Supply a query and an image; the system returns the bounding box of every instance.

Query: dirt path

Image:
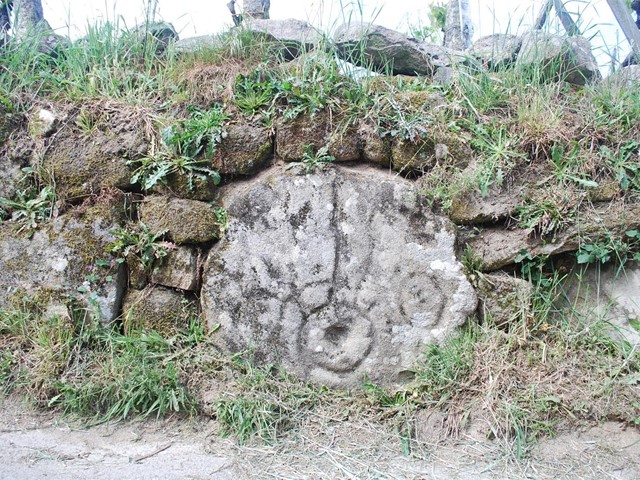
[1,397,640,479]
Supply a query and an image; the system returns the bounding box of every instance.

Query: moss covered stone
[212,123,273,175]
[121,286,197,336]
[276,111,330,161]
[476,273,533,327]
[42,105,148,203]
[0,201,127,323]
[140,195,223,244]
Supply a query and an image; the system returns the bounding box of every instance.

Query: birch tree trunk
[444,0,473,50]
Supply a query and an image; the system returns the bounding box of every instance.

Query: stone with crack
[201,165,477,387]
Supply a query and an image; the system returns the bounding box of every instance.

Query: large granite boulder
[516,31,600,85]
[334,23,434,76]
[201,166,477,387]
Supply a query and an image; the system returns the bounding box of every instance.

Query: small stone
[477,273,533,327]
[121,286,196,336]
[29,108,59,138]
[140,196,225,245]
[153,245,199,291]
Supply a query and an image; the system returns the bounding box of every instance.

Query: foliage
[407,2,447,43]
[107,223,171,276]
[129,140,221,192]
[285,145,335,174]
[0,167,56,236]
[576,229,640,268]
[163,104,228,158]
[0,302,202,421]
[215,356,323,444]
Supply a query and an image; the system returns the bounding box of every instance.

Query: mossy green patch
[121,286,197,336]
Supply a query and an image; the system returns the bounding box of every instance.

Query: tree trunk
[0,1,11,46]
[12,0,51,37]
[444,0,473,50]
[243,0,269,19]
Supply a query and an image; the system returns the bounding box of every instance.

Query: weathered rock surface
[201,165,477,387]
[517,31,600,85]
[132,21,178,54]
[334,23,434,76]
[28,107,60,138]
[173,34,223,53]
[275,112,329,162]
[467,204,640,271]
[0,202,126,323]
[448,188,522,225]
[470,34,522,69]
[140,196,224,244]
[563,263,640,347]
[212,123,273,175]
[418,43,466,69]
[43,108,147,202]
[153,245,199,291]
[276,111,362,163]
[477,273,533,327]
[152,173,218,202]
[244,19,322,59]
[0,108,28,201]
[121,286,196,335]
[606,65,640,88]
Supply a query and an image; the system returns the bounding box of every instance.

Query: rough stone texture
[173,34,223,53]
[212,123,273,175]
[28,107,60,138]
[470,34,522,69]
[132,21,178,54]
[275,112,329,162]
[153,245,199,291]
[516,31,600,85]
[121,286,196,335]
[201,165,477,387]
[448,188,522,225]
[0,202,127,323]
[418,43,466,69]
[334,23,434,76]
[244,19,322,60]
[153,173,218,202]
[477,273,533,327]
[467,204,640,271]
[358,123,390,166]
[140,196,224,245]
[390,131,471,174]
[563,263,640,347]
[606,65,640,88]
[0,109,28,201]
[326,125,362,162]
[43,108,147,202]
